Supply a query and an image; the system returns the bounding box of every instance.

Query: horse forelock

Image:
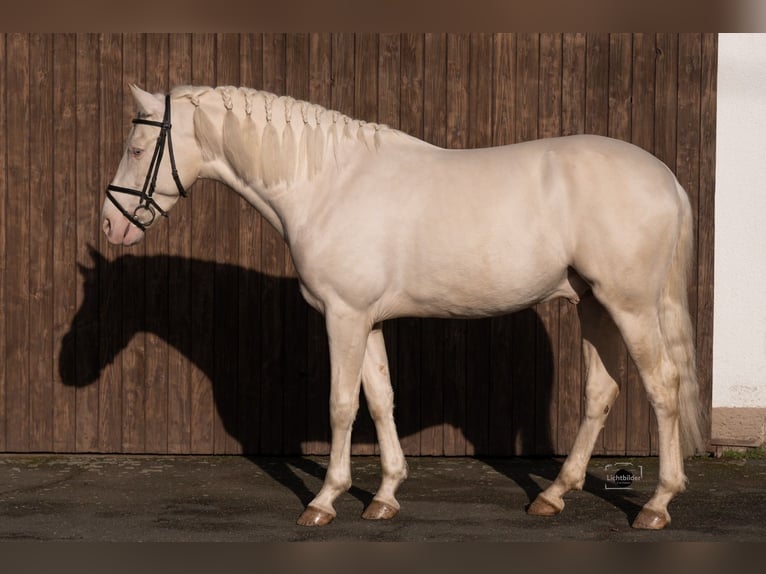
[171,85,389,187]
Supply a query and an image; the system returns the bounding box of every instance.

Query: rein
[106,94,187,231]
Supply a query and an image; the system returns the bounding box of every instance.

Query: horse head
[101,85,201,246]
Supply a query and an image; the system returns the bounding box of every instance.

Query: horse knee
[330,398,359,429]
[366,387,394,422]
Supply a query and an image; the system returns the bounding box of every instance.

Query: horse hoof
[527,494,562,517]
[362,500,399,520]
[297,506,335,527]
[632,508,669,530]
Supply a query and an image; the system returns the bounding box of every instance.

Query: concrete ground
[0,454,764,542]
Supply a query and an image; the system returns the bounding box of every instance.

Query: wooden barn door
[0,33,715,456]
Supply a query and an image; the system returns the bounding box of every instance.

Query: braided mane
[171,85,390,187]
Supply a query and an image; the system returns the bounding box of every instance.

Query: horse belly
[391,242,571,319]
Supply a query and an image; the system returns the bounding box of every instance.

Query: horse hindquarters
[530,177,704,529]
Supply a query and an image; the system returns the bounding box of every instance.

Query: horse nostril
[102,218,112,237]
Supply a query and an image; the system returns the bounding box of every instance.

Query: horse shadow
[58,247,642,524]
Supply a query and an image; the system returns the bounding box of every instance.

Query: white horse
[102,85,706,530]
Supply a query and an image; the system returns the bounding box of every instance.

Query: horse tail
[659,178,708,456]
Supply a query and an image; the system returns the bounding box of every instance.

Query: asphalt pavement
[0,454,763,542]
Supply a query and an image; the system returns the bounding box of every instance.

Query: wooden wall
[0,33,716,455]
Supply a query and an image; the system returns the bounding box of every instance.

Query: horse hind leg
[359,326,408,520]
[528,294,621,516]
[606,304,686,530]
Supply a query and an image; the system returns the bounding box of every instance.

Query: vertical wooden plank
[397,33,426,456]
[52,33,78,453]
[189,32,217,454]
[492,33,515,146]
[354,33,378,122]
[584,32,609,455]
[558,32,586,455]
[627,32,656,455]
[379,34,402,129]
[75,33,100,452]
[654,34,679,172]
[676,34,702,335]
[677,32,703,452]
[350,32,378,455]
[511,33,538,455]
[514,34,539,143]
[28,34,54,451]
[536,33,562,455]
[651,33,678,454]
[97,32,124,453]
[0,33,7,452]
[444,33,469,456]
[303,32,331,454]
[260,33,286,454]
[697,33,717,441]
[585,33,609,138]
[538,34,562,138]
[561,33,586,137]
[167,32,194,454]
[5,33,31,452]
[331,33,355,118]
[421,33,447,455]
[144,33,171,454]
[465,33,492,456]
[283,33,310,455]
[488,33,515,456]
[602,33,632,456]
[396,33,423,455]
[631,33,656,153]
[120,33,146,453]
[213,32,241,454]
[237,33,264,454]
[6,33,32,449]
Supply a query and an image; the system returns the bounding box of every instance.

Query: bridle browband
[106,94,187,231]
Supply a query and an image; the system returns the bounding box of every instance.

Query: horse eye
[130,147,143,158]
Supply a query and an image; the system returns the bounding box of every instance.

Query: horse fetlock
[326,475,352,494]
[386,460,408,483]
[659,475,688,495]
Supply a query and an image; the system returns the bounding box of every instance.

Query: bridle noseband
[106,94,187,231]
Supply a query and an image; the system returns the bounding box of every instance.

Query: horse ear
[129,84,164,118]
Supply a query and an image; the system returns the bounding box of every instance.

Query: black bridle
[106,94,187,231]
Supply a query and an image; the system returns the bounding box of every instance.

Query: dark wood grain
[51,33,78,453]
[0,33,716,456]
[97,32,125,453]
[5,33,31,452]
[29,33,55,452]
[167,33,194,454]
[189,33,217,454]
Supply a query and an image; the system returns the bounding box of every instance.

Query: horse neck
[183,86,383,239]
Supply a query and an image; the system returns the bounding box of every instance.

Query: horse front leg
[297,308,371,526]
[360,325,408,520]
